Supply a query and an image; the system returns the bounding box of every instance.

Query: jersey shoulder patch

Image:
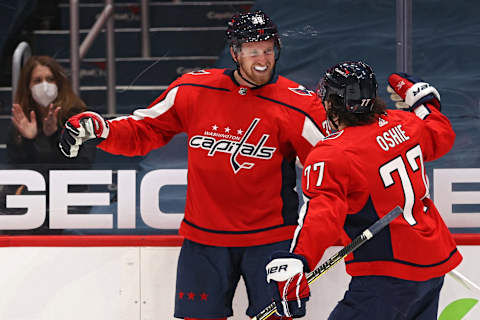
[186,69,211,76]
[288,85,314,96]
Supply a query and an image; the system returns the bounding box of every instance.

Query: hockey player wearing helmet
[226,10,281,88]
[59,10,329,320]
[265,61,462,319]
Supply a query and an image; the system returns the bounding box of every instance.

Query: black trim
[182,218,291,234]
[345,248,459,268]
[280,158,300,226]
[255,95,323,132]
[344,198,395,261]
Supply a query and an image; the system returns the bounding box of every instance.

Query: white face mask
[31,81,58,107]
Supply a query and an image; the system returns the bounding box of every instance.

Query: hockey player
[59,10,328,320]
[265,61,462,319]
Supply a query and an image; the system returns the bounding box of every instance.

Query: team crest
[188,70,210,75]
[188,118,277,174]
[288,86,314,96]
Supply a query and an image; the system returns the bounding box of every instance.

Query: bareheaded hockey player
[59,10,328,320]
[266,61,462,319]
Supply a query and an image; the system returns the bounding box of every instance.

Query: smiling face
[231,39,276,87]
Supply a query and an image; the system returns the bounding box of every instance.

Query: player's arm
[60,83,185,158]
[100,86,184,156]
[387,73,455,161]
[265,145,349,317]
[291,145,350,269]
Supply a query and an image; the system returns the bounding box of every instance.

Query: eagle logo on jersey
[188,118,276,174]
[188,70,210,75]
[288,86,314,96]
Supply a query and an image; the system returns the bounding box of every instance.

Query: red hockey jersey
[292,105,462,281]
[99,69,328,247]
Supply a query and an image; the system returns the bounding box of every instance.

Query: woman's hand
[43,104,61,136]
[11,103,38,139]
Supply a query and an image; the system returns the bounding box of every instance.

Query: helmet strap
[237,68,263,88]
[324,101,340,131]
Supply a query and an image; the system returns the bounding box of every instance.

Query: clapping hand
[11,103,37,139]
[43,104,61,136]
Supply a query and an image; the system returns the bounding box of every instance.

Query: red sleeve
[415,104,455,162]
[290,98,328,165]
[98,80,186,156]
[291,144,350,271]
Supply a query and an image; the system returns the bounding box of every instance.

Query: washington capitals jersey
[98,68,328,246]
[292,105,462,281]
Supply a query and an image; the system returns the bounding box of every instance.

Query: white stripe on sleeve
[302,117,324,146]
[110,86,179,122]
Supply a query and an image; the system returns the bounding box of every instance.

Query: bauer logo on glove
[266,258,304,282]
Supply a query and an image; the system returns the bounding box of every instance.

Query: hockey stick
[448,269,480,295]
[252,205,403,320]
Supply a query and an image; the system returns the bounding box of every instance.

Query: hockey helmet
[226,10,280,48]
[318,61,378,113]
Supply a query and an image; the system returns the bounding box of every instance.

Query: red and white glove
[59,111,109,158]
[266,251,310,318]
[387,73,441,118]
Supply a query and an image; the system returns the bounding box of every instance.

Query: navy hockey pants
[174,238,291,319]
[328,275,445,320]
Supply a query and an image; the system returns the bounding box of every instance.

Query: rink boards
[0,237,478,320]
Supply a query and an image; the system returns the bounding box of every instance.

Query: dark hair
[327,94,387,127]
[14,55,86,127]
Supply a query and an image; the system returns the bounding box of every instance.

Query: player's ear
[230,46,238,63]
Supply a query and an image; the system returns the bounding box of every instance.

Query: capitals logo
[188,118,276,174]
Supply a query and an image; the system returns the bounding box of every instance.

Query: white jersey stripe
[290,194,310,252]
[110,87,179,122]
[302,117,324,146]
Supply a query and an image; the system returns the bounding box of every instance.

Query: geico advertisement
[0,168,479,230]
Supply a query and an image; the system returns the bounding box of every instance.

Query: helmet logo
[334,67,349,77]
[252,14,265,25]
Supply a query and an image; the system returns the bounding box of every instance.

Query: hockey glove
[266,251,310,318]
[387,73,441,111]
[59,111,109,158]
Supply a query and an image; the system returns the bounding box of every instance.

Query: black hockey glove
[59,111,109,157]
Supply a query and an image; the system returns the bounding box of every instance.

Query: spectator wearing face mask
[4,55,96,234]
